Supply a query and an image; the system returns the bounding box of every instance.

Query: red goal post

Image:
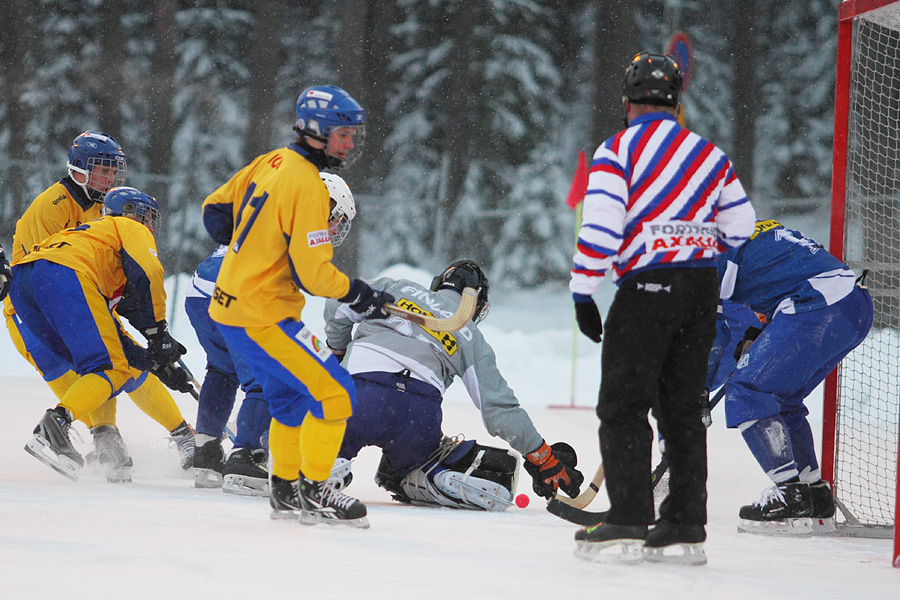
[825,0,900,568]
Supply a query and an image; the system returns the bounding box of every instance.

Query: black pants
[597,267,718,526]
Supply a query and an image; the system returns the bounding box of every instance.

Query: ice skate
[193,437,224,489]
[573,523,646,565]
[167,421,195,470]
[24,407,84,481]
[809,480,836,534]
[643,521,707,566]
[222,447,269,497]
[297,472,369,528]
[738,480,813,536]
[90,425,133,483]
[270,475,302,520]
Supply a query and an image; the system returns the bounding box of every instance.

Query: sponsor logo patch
[637,282,671,293]
[295,326,332,362]
[306,89,334,101]
[307,230,331,247]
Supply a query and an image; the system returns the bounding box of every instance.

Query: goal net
[826,0,900,563]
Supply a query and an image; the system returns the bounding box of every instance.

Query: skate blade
[24,435,82,481]
[270,508,301,521]
[194,468,224,489]
[812,517,836,535]
[643,543,707,566]
[574,539,644,564]
[106,467,133,483]
[299,510,370,529]
[222,474,270,497]
[737,517,813,537]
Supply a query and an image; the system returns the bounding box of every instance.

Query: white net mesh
[834,2,900,534]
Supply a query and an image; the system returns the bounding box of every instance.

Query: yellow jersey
[202,145,351,327]
[13,216,168,332]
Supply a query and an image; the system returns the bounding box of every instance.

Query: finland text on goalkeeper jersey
[570,112,756,295]
[201,144,350,327]
[12,215,167,331]
[718,220,858,320]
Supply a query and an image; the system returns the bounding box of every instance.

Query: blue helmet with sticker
[294,85,365,170]
[67,131,127,203]
[102,187,160,234]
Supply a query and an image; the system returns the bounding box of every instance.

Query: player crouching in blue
[323,261,584,511]
[186,172,358,495]
[708,219,873,535]
[11,187,188,481]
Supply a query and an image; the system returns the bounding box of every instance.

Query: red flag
[565,150,589,210]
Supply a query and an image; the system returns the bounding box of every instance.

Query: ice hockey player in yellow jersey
[12,187,190,482]
[3,132,194,482]
[202,85,392,527]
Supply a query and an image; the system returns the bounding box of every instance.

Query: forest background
[0,0,838,285]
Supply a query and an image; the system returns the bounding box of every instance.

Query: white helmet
[321,172,356,247]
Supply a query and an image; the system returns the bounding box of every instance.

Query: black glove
[142,321,187,365]
[573,295,602,343]
[151,362,194,394]
[340,279,395,320]
[328,345,347,364]
[120,335,155,372]
[0,246,11,302]
[733,326,763,361]
[523,440,585,499]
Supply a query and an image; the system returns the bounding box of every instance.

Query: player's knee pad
[399,438,520,511]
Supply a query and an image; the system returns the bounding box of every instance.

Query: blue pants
[10,261,132,395]
[724,286,873,430]
[185,297,269,448]
[338,371,443,477]
[217,319,355,427]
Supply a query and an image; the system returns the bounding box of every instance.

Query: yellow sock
[126,374,186,432]
[59,374,114,422]
[269,418,302,481]
[299,416,346,481]
[86,398,117,428]
[46,371,80,401]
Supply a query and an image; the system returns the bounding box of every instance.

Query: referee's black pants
[597,266,718,526]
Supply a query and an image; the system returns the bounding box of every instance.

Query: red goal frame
[824,0,900,568]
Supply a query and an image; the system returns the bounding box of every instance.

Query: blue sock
[788,419,819,482]
[739,415,799,483]
[233,389,270,450]
[196,368,239,438]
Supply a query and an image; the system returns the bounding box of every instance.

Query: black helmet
[622,52,683,108]
[430,260,490,324]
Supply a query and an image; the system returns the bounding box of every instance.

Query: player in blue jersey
[570,52,756,565]
[707,219,873,535]
[187,172,358,496]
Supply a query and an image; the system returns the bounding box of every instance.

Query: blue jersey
[187,245,227,301]
[718,220,857,320]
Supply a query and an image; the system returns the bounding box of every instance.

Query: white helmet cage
[321,172,356,247]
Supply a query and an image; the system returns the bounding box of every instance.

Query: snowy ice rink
[1,266,896,599]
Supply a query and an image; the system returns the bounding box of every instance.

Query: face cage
[84,156,127,203]
[329,213,352,247]
[324,125,365,170]
[121,201,160,234]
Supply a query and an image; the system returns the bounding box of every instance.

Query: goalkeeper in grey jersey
[323,260,584,510]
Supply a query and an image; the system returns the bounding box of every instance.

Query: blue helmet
[294,85,365,170]
[102,187,160,233]
[67,131,127,203]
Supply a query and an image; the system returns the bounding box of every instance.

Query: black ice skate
[643,521,707,565]
[24,407,84,481]
[89,425,134,483]
[167,421,195,470]
[270,475,302,520]
[298,472,369,528]
[222,447,269,497]
[573,522,647,564]
[738,480,813,536]
[193,438,224,489]
[809,480,836,534]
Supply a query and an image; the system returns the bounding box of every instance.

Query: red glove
[523,441,584,499]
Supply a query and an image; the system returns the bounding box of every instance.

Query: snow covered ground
[1,264,897,599]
